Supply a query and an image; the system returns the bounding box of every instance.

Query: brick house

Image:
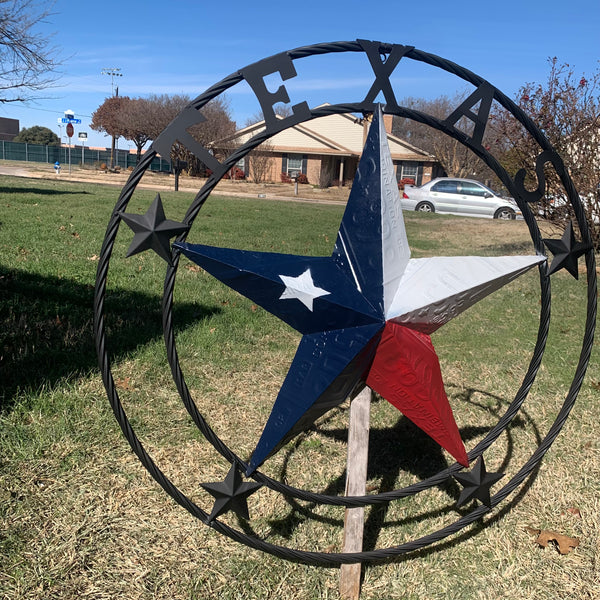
[228,108,440,186]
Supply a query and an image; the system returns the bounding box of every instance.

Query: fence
[0,140,172,172]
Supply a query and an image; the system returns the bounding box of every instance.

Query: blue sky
[3,0,598,149]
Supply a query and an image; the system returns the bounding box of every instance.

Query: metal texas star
[119,193,188,264]
[201,462,262,522]
[175,107,546,475]
[454,456,504,508]
[543,220,590,279]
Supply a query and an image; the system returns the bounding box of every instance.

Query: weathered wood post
[339,386,372,600]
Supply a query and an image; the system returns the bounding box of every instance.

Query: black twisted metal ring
[94,40,597,564]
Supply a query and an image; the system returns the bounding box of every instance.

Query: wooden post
[339,386,372,600]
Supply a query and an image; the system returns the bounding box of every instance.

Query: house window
[236,157,245,171]
[400,162,418,183]
[287,154,303,178]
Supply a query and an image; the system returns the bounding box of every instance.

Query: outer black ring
[94,41,597,564]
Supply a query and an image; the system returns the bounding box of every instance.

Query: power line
[5,105,93,119]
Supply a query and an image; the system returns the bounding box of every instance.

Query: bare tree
[91,94,238,172]
[491,58,600,249]
[192,96,237,148]
[244,104,292,127]
[0,0,61,103]
[90,96,127,145]
[119,97,153,162]
[90,95,132,167]
[248,139,273,183]
[143,93,189,139]
[240,106,297,183]
[91,96,153,162]
[143,94,237,175]
[393,93,495,182]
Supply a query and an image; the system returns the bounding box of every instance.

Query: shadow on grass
[488,240,535,254]
[260,387,542,560]
[0,185,91,196]
[0,265,219,411]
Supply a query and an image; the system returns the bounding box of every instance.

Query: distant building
[224,107,441,186]
[0,117,19,141]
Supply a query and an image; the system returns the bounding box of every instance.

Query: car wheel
[494,207,515,220]
[416,201,434,213]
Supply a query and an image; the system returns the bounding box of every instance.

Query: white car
[402,178,521,219]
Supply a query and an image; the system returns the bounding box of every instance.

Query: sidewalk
[0,161,349,206]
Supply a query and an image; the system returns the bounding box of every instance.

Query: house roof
[229,108,435,162]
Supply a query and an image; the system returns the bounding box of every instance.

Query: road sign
[78,132,87,139]
[60,117,81,124]
[66,123,74,137]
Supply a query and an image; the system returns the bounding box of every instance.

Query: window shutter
[302,154,307,174]
[393,161,400,182]
[281,154,287,174]
[417,163,423,186]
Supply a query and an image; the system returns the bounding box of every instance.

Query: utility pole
[101,67,122,168]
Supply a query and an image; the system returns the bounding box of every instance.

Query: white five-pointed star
[279,268,331,311]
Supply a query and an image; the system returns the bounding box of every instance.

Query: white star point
[279,269,330,311]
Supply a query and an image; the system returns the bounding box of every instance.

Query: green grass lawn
[1,174,598,599]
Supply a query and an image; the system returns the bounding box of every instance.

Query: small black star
[201,463,262,522]
[118,193,188,263]
[543,221,590,279]
[454,457,504,508]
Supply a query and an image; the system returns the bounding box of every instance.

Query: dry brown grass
[2,366,598,600]
[1,160,351,204]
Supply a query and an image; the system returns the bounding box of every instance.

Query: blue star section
[174,245,381,335]
[248,323,383,472]
[331,128,384,313]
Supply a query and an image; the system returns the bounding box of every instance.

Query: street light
[101,67,122,97]
[101,67,123,168]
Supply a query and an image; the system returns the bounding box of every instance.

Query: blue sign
[60,117,81,124]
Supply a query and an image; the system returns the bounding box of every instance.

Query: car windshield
[487,186,504,196]
[481,183,508,197]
